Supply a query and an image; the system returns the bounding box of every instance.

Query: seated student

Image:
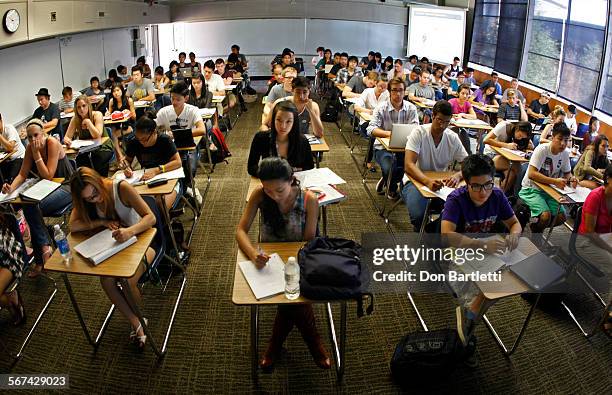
[387,59,407,81]
[382,56,394,72]
[188,72,218,130]
[107,83,136,160]
[329,52,348,80]
[2,119,73,277]
[264,77,324,138]
[248,101,313,177]
[104,69,123,90]
[359,51,374,70]
[403,100,468,230]
[574,135,609,189]
[407,69,436,104]
[215,58,246,112]
[565,104,578,134]
[23,88,62,141]
[470,80,498,107]
[335,55,362,89]
[419,57,430,69]
[117,65,131,84]
[315,49,333,72]
[518,122,574,232]
[58,86,75,114]
[444,56,463,78]
[406,54,419,72]
[267,63,283,95]
[123,114,182,208]
[464,67,476,86]
[136,56,152,79]
[342,70,377,99]
[526,91,551,124]
[189,52,201,74]
[229,44,249,71]
[68,167,156,349]
[491,72,502,95]
[483,121,534,193]
[311,46,324,67]
[177,52,189,69]
[85,76,106,111]
[354,73,389,126]
[501,78,526,105]
[0,211,27,326]
[0,112,26,182]
[64,95,114,176]
[441,153,522,345]
[262,67,297,129]
[126,66,156,103]
[368,52,383,72]
[203,60,226,98]
[431,66,449,97]
[237,157,331,370]
[583,116,603,150]
[367,77,419,200]
[496,89,527,123]
[539,106,566,144]
[449,71,466,94]
[448,84,477,120]
[165,61,180,85]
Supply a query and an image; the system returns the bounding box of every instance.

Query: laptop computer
[179,67,192,79]
[172,128,196,149]
[509,252,566,291]
[389,124,418,149]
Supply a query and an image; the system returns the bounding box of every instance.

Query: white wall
[158,19,406,76]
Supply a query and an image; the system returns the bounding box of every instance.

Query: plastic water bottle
[284,256,300,300]
[53,225,71,263]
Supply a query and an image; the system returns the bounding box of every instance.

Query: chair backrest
[576,123,589,138]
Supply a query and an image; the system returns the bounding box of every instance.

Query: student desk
[64,136,110,156]
[60,112,75,120]
[409,99,435,109]
[45,228,183,357]
[212,96,224,104]
[310,137,330,168]
[134,100,154,109]
[532,180,582,240]
[451,118,492,152]
[224,84,237,91]
[490,146,529,191]
[472,103,499,115]
[232,242,347,381]
[103,115,131,125]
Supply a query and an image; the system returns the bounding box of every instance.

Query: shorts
[518,187,565,217]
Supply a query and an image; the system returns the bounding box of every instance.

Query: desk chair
[43,159,76,233]
[0,211,57,365]
[562,206,610,338]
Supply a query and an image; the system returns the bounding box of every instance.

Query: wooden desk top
[410,99,435,109]
[376,137,405,153]
[490,146,529,163]
[6,178,65,205]
[473,103,499,113]
[176,135,203,152]
[451,119,492,130]
[246,176,260,202]
[232,242,310,305]
[134,101,154,109]
[134,178,179,196]
[212,96,224,103]
[46,228,156,278]
[356,109,372,122]
[533,180,565,202]
[0,149,16,165]
[405,171,456,199]
[64,137,110,156]
[310,137,330,153]
[104,115,131,125]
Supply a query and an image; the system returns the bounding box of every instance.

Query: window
[521,0,569,91]
[493,0,528,77]
[469,0,499,68]
[557,0,607,109]
[596,5,612,115]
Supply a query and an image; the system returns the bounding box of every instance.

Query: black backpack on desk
[298,237,373,317]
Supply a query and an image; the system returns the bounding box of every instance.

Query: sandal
[129,317,148,343]
[130,318,148,349]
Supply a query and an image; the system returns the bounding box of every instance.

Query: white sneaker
[186,187,194,197]
[456,306,474,347]
[194,188,203,205]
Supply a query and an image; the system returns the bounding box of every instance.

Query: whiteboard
[102,28,135,71]
[0,39,63,124]
[407,6,466,64]
[60,31,106,92]
[305,19,405,59]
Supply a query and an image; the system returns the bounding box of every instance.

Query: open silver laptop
[389,124,418,149]
[179,67,192,78]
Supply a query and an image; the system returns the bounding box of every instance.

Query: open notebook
[74,229,137,265]
[238,253,286,300]
[294,168,346,188]
[307,184,347,206]
[113,167,185,185]
[0,178,60,203]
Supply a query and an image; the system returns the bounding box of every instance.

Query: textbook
[307,184,347,206]
[74,228,137,265]
[295,168,346,188]
[238,253,286,300]
[0,178,60,203]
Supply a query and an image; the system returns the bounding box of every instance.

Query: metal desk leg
[159,197,181,258]
[482,293,540,356]
[407,291,428,331]
[326,302,347,381]
[379,153,396,217]
[503,160,513,192]
[183,150,201,214]
[417,199,432,245]
[251,306,259,381]
[62,273,115,349]
[315,152,321,168]
[544,204,562,243]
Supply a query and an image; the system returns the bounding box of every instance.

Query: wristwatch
[158,165,163,173]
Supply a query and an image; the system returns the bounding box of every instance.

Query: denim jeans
[22,187,72,264]
[373,149,404,193]
[402,181,429,230]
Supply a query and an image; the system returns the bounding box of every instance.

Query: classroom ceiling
[137,0,410,6]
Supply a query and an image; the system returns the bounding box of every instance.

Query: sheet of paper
[238,253,286,300]
[113,169,145,185]
[147,167,185,183]
[224,84,237,90]
[74,228,137,265]
[21,179,61,201]
[294,168,346,188]
[565,186,591,203]
[0,152,8,160]
[420,185,455,201]
[453,119,488,126]
[70,140,96,149]
[304,134,321,145]
[213,95,225,101]
[134,100,152,106]
[500,147,526,157]
[423,99,436,107]
[198,108,216,117]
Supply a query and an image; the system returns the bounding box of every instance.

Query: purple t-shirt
[472,88,493,105]
[441,186,514,233]
[448,98,473,115]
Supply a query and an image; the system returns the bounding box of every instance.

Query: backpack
[511,197,531,230]
[206,127,231,165]
[390,329,477,385]
[298,237,374,317]
[320,103,338,122]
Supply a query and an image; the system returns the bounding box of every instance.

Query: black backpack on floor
[390,329,477,383]
[298,237,373,317]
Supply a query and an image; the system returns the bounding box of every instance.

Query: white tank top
[112,179,141,227]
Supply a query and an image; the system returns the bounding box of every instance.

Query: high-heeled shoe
[129,317,148,343]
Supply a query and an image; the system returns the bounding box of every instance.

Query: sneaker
[194,188,203,205]
[456,306,474,347]
[375,177,385,195]
[186,187,194,197]
[387,190,400,200]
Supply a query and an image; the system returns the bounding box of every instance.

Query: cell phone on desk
[146,178,168,188]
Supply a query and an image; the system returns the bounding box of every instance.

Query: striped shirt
[366,99,419,149]
[497,103,521,121]
[336,68,363,85]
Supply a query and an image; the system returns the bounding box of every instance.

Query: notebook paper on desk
[304,134,321,145]
[112,167,184,185]
[113,170,145,185]
[500,147,526,157]
[0,179,37,203]
[70,140,95,149]
[295,168,346,188]
[307,184,347,206]
[19,179,61,202]
[198,108,216,117]
[238,253,285,300]
[74,229,137,265]
[420,185,455,201]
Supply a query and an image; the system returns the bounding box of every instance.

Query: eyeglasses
[83,187,99,202]
[469,181,494,192]
[390,88,404,93]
